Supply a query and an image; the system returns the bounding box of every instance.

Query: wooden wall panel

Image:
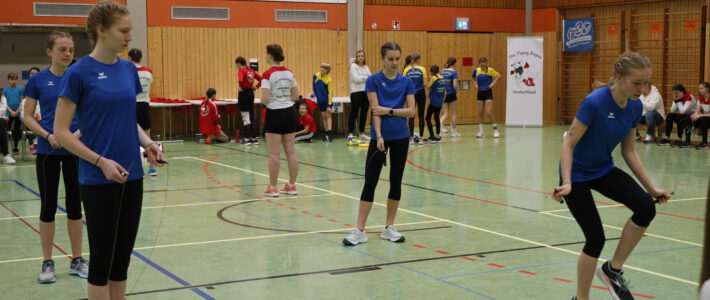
[536,31,560,125]
[536,0,668,9]
[364,0,524,8]
[560,0,705,123]
[151,27,349,100]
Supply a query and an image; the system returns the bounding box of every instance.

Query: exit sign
[455,18,470,30]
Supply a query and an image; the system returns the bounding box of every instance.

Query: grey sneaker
[37,260,56,284]
[342,228,368,246]
[596,261,634,300]
[381,226,405,242]
[69,257,89,279]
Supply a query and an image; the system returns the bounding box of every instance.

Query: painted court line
[539,211,703,247]
[190,156,700,286]
[540,197,707,214]
[0,220,446,265]
[0,194,336,221]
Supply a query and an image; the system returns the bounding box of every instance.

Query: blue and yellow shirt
[472,67,499,90]
[312,72,333,105]
[440,68,458,94]
[403,65,427,92]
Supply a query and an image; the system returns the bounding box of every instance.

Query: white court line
[0,220,444,265]
[0,194,335,221]
[191,156,700,286]
[540,197,707,213]
[539,211,703,247]
[0,165,34,169]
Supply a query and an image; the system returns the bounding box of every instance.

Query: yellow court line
[0,220,444,265]
[540,197,707,213]
[191,156,700,286]
[0,194,335,221]
[539,211,703,247]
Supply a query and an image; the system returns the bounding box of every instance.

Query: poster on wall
[506,37,543,127]
[563,18,594,52]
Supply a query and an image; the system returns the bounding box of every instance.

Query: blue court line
[8,180,215,300]
[149,177,497,300]
[440,246,700,280]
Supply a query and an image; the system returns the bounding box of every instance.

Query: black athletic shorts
[444,92,457,103]
[264,107,298,134]
[477,89,493,101]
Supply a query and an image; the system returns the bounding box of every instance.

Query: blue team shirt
[472,67,500,90]
[59,56,144,185]
[440,68,458,94]
[3,86,23,117]
[570,86,643,182]
[24,68,79,155]
[404,65,427,92]
[428,75,446,107]
[365,72,415,141]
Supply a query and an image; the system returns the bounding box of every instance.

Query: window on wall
[275,9,328,23]
[34,3,93,17]
[171,7,230,21]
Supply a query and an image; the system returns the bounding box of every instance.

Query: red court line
[462,257,476,261]
[407,145,549,195]
[301,211,310,214]
[553,277,573,283]
[591,285,609,291]
[413,244,427,249]
[455,194,511,207]
[327,219,338,223]
[488,263,506,268]
[0,201,71,258]
[518,270,537,275]
[435,250,451,255]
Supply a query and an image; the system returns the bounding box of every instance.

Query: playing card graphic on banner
[564,18,594,52]
[506,37,543,126]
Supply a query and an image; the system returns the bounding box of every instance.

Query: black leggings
[695,117,710,143]
[408,89,426,137]
[81,179,143,286]
[8,116,21,151]
[665,113,692,141]
[360,138,409,202]
[562,168,656,258]
[348,91,369,134]
[0,118,8,155]
[425,105,442,137]
[37,154,81,222]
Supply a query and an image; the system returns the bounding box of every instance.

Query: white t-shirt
[349,63,371,93]
[261,66,297,110]
[136,65,153,103]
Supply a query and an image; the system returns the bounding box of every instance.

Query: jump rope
[41,137,169,293]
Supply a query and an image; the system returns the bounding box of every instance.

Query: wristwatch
[389,109,394,116]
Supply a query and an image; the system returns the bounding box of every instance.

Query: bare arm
[552,118,587,201]
[22,97,60,148]
[368,91,384,151]
[261,88,270,105]
[620,128,671,203]
[371,94,415,118]
[490,74,501,88]
[291,86,300,102]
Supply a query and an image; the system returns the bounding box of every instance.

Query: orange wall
[364,6,526,32]
[0,0,125,26]
[533,8,558,32]
[147,0,347,30]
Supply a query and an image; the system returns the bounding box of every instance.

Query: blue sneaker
[147,168,157,177]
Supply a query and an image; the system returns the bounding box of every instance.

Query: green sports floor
[0,125,707,299]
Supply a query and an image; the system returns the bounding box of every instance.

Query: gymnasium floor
[0,125,706,300]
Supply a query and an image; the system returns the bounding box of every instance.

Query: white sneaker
[476,131,484,138]
[69,257,89,279]
[381,226,405,242]
[643,135,653,143]
[37,260,56,284]
[343,228,368,246]
[493,130,500,138]
[441,126,448,133]
[451,130,461,138]
[359,134,370,141]
[4,154,15,165]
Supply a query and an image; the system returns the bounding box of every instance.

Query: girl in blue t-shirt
[552,51,672,300]
[53,2,164,298]
[439,57,459,136]
[343,42,415,246]
[3,72,24,154]
[23,31,88,283]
